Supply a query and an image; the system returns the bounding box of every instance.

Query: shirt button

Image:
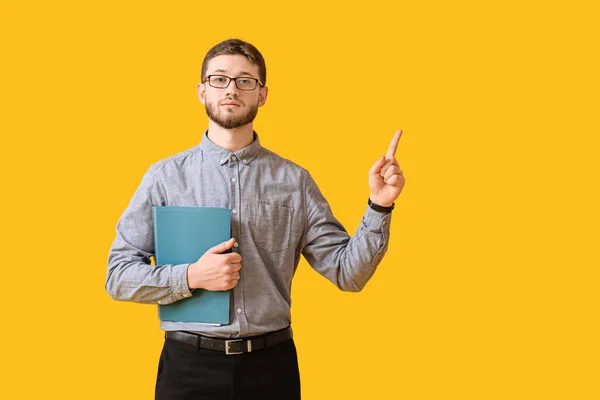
[231,177,237,183]
[157,301,162,305]
[184,292,191,297]
[236,308,242,314]
[231,155,237,160]
[233,242,239,248]
[243,159,247,163]
[232,209,238,214]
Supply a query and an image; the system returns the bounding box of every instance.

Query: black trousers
[155,335,301,400]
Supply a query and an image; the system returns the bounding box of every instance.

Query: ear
[198,83,206,105]
[258,86,268,107]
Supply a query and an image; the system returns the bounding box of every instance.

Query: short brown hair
[201,39,267,85]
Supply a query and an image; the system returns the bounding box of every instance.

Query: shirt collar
[199,130,262,166]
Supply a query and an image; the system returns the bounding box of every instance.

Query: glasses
[204,75,263,91]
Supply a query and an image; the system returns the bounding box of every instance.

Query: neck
[206,121,255,152]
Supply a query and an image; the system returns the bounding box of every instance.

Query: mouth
[220,101,241,107]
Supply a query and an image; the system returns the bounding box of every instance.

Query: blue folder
[152,206,231,325]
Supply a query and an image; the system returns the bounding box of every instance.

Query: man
[106,38,405,400]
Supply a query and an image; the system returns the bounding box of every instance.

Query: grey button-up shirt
[106,132,392,338]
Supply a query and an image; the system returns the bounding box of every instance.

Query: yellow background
[2,0,599,399]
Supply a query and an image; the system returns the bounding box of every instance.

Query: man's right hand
[186,238,241,291]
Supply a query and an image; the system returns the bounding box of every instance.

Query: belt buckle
[225,339,245,355]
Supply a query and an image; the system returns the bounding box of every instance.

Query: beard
[205,98,259,130]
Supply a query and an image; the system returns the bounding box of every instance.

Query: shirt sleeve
[300,170,392,292]
[105,167,194,304]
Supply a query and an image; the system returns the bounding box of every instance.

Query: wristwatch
[368,198,395,213]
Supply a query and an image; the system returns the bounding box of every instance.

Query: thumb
[209,238,236,254]
[369,155,386,176]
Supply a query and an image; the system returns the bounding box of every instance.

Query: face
[198,54,268,130]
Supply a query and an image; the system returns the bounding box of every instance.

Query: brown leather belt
[165,327,293,355]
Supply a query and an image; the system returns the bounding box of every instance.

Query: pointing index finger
[385,129,403,159]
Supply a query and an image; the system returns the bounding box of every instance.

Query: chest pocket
[255,203,293,253]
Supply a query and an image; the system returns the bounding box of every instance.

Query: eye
[238,79,251,85]
[214,76,227,83]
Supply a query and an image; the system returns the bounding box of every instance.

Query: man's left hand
[368,129,405,207]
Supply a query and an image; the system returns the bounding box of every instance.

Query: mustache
[219,97,243,106]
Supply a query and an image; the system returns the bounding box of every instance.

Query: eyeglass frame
[203,75,264,91]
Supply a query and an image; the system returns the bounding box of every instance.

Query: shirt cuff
[363,205,393,232]
[170,263,194,300]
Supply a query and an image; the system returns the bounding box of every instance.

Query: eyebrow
[212,69,255,77]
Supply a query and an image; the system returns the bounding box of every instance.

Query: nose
[225,79,240,97]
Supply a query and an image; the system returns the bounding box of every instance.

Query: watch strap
[368,198,395,213]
